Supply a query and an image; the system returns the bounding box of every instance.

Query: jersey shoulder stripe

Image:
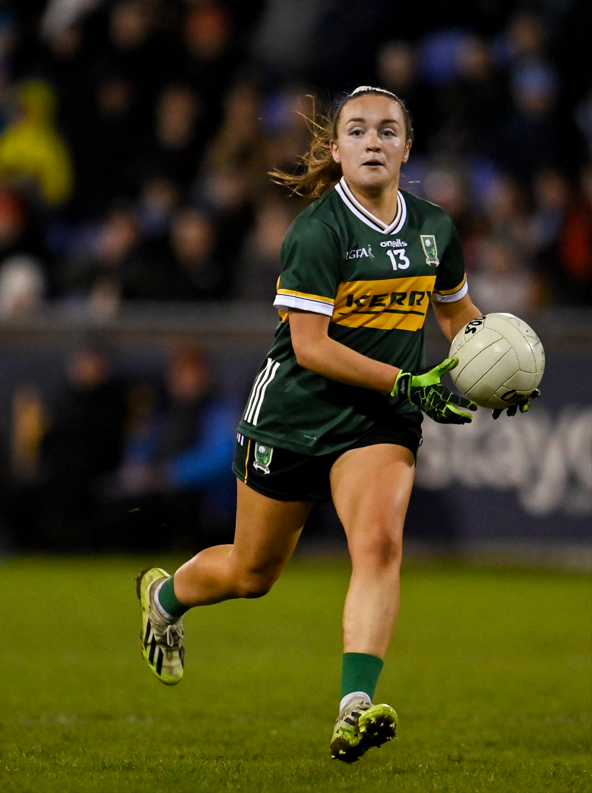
[433,273,468,303]
[274,289,334,316]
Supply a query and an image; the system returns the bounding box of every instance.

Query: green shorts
[233,420,422,504]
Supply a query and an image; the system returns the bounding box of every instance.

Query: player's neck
[345,179,401,226]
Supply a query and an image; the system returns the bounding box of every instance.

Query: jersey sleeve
[273,216,341,317]
[433,218,468,303]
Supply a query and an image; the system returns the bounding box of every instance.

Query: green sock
[341,652,384,701]
[157,576,190,619]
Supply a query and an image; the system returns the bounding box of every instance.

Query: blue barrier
[413,355,591,542]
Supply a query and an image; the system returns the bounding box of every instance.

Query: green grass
[1,554,590,792]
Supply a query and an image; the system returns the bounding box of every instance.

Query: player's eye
[349,128,364,136]
[381,129,396,137]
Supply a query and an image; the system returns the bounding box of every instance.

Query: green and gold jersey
[237,177,467,455]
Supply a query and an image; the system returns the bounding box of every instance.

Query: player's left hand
[492,389,541,420]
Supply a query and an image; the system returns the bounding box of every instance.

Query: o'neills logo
[380,239,408,248]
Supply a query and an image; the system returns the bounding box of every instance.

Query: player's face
[330,95,411,193]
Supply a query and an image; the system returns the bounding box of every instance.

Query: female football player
[137,86,536,762]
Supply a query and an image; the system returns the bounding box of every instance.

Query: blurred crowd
[0,0,589,319]
[3,341,239,551]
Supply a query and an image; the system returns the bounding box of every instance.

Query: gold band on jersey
[434,273,467,295]
[332,276,437,331]
[274,288,335,317]
[244,438,252,484]
[276,288,334,306]
[433,273,468,304]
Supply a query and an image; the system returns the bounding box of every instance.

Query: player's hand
[392,357,478,425]
[492,389,541,420]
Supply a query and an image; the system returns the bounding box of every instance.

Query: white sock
[153,580,177,623]
[339,691,371,713]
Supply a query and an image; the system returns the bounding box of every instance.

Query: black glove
[492,389,541,420]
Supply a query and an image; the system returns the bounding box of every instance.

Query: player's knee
[234,571,276,599]
[354,528,403,568]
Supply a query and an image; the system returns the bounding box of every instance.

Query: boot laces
[163,622,184,648]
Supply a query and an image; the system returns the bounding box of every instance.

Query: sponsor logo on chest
[379,238,408,248]
[346,245,375,260]
[346,235,439,269]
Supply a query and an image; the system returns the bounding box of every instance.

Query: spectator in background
[116,347,237,550]
[497,62,563,179]
[469,237,538,316]
[69,71,139,219]
[196,163,255,294]
[421,166,476,245]
[376,40,434,155]
[0,79,73,207]
[436,35,508,157]
[0,186,47,267]
[103,0,164,124]
[136,176,180,240]
[530,169,570,300]
[235,194,294,302]
[37,343,129,549]
[63,204,166,308]
[481,175,532,256]
[0,253,45,316]
[503,12,547,69]
[130,83,205,193]
[557,165,592,305]
[60,204,139,314]
[166,207,220,300]
[0,186,49,306]
[177,0,237,131]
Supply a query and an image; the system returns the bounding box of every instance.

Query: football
[448,313,545,410]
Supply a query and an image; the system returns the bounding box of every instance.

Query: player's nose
[365,130,381,150]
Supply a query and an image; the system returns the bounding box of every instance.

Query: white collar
[335,177,407,235]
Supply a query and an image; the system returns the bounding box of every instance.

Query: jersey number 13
[387,250,410,270]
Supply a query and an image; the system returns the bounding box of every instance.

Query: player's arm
[289,310,476,424]
[432,293,482,343]
[290,309,399,392]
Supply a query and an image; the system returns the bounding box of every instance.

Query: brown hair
[269,87,414,200]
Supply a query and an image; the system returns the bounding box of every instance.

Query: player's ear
[330,139,341,164]
[402,139,412,164]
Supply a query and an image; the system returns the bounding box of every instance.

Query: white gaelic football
[448,313,545,410]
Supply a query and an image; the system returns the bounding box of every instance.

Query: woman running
[136,86,536,762]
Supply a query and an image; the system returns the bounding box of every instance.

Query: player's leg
[328,443,415,761]
[173,480,312,605]
[137,480,312,684]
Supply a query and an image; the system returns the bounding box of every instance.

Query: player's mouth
[362,159,384,169]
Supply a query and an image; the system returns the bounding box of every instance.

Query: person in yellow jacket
[0,79,73,206]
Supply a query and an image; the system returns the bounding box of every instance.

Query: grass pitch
[1,554,590,793]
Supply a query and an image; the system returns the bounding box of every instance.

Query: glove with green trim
[392,357,477,425]
[492,389,541,420]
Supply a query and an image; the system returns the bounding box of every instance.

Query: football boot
[136,567,185,685]
[330,696,397,762]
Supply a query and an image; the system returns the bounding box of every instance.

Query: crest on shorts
[253,443,273,474]
[420,234,439,266]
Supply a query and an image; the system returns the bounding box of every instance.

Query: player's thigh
[230,478,313,576]
[330,444,415,559]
